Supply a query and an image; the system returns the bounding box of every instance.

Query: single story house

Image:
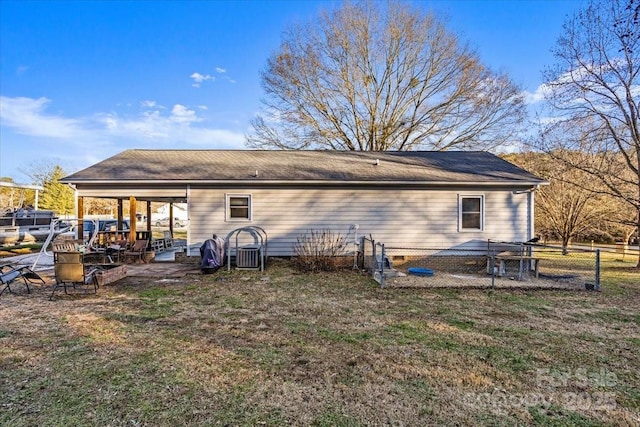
[61,150,546,257]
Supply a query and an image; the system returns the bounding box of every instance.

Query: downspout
[528,185,540,241]
[528,188,534,242]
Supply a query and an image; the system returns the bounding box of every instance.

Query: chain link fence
[359,236,600,291]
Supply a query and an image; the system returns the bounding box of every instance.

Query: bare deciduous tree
[81,197,117,217]
[606,197,639,244]
[504,152,612,253]
[534,0,640,266]
[247,1,525,151]
[0,177,21,208]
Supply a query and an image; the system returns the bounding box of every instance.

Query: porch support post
[117,199,125,242]
[129,196,137,244]
[169,203,174,235]
[78,196,85,241]
[146,202,152,233]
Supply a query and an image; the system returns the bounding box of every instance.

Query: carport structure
[71,189,187,252]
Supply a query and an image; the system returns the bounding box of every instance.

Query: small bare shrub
[293,229,347,272]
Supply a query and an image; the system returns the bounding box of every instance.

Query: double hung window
[226,194,251,221]
[459,195,484,231]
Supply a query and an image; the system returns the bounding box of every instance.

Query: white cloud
[190,72,213,88]
[99,109,244,147]
[190,69,236,87]
[0,96,246,182]
[522,84,550,105]
[170,104,201,124]
[0,96,85,138]
[0,95,247,177]
[102,109,169,139]
[141,100,164,109]
[527,60,640,107]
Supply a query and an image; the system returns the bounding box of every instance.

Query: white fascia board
[67,179,548,187]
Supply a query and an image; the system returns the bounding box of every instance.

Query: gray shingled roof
[62,150,545,185]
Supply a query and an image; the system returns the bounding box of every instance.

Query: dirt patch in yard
[385,271,588,291]
[125,261,201,278]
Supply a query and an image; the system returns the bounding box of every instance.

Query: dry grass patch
[0,258,638,426]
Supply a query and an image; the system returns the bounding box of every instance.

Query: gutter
[61,179,549,187]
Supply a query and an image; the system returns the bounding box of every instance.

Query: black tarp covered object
[200,234,226,273]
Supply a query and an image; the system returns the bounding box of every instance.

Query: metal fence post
[372,238,381,286]
[380,243,386,288]
[490,255,495,288]
[371,239,376,279]
[595,249,601,291]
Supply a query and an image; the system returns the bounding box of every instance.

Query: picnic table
[488,251,540,280]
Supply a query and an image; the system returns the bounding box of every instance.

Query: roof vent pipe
[375,159,380,166]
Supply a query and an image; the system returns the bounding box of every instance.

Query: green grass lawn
[0,257,638,426]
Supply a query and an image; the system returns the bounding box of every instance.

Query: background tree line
[504,151,637,248]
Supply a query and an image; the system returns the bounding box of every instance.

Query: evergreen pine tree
[39,166,74,215]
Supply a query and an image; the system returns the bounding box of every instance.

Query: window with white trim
[226,194,252,221]
[459,195,484,231]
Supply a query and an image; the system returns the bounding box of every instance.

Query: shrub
[293,229,347,272]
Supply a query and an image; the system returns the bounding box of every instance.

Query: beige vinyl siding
[188,186,529,257]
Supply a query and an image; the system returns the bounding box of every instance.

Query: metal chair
[0,264,45,297]
[124,239,149,263]
[105,239,128,263]
[51,251,98,300]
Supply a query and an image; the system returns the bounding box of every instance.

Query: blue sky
[0,0,584,183]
